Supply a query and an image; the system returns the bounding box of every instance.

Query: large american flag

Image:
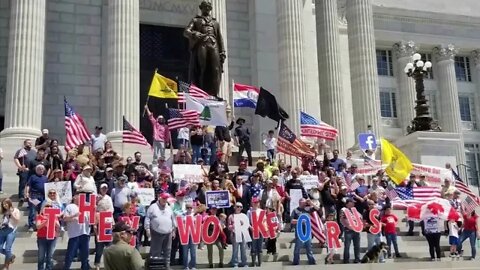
[64,98,91,151]
[455,180,480,204]
[392,186,441,208]
[310,211,326,243]
[277,122,315,158]
[300,111,338,140]
[123,116,151,147]
[167,109,200,130]
[178,81,212,103]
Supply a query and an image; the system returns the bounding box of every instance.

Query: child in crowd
[449,219,461,259]
[381,206,401,258]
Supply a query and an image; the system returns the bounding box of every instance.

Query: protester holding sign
[180,202,198,270]
[62,193,91,270]
[206,207,224,268]
[291,198,316,265]
[36,202,60,270]
[228,202,249,268]
[248,198,266,266]
[340,198,362,264]
[0,199,20,270]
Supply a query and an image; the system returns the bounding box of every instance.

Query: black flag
[254,87,289,124]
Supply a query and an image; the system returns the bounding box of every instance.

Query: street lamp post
[404,53,436,133]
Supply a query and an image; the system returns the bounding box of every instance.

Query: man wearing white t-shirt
[91,126,107,153]
[177,127,190,148]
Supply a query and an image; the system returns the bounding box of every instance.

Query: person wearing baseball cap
[291,197,316,265]
[103,221,143,270]
[34,129,51,150]
[228,202,248,267]
[248,197,264,266]
[145,190,176,270]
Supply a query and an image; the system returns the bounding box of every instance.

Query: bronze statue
[184,1,226,99]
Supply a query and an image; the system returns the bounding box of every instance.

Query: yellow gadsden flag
[381,138,414,185]
[148,72,178,99]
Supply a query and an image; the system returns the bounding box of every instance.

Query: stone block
[90,16,102,26]
[75,44,101,56]
[88,76,101,86]
[47,11,61,22]
[74,86,100,96]
[48,22,75,34]
[87,97,101,106]
[88,56,101,66]
[75,25,101,35]
[75,4,101,16]
[48,2,75,13]
[74,64,100,76]
[62,96,89,107]
[59,54,89,65]
[46,63,75,74]
[58,74,90,85]
[90,36,101,46]
[75,35,91,45]
[46,43,74,53]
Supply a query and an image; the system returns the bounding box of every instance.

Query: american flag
[300,111,338,140]
[123,116,151,147]
[178,81,212,103]
[167,109,200,130]
[386,188,399,201]
[64,98,91,151]
[277,122,315,158]
[462,195,479,215]
[455,181,480,204]
[348,181,360,192]
[310,211,326,243]
[392,186,441,208]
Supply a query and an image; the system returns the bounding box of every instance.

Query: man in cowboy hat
[234,117,252,166]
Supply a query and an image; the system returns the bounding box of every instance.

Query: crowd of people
[0,125,478,270]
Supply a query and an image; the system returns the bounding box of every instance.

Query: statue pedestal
[395,131,464,169]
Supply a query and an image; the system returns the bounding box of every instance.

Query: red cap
[160,193,170,200]
[175,190,186,197]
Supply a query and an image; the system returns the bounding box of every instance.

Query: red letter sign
[202,216,220,245]
[119,216,140,246]
[326,221,342,249]
[265,211,278,239]
[98,212,113,242]
[251,210,270,239]
[344,207,363,233]
[177,215,203,245]
[369,209,381,235]
[79,194,96,225]
[44,208,61,240]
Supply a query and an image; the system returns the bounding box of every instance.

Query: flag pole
[165,103,174,156]
[231,79,235,118]
[143,68,158,117]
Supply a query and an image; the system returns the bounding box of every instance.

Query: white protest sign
[44,181,72,205]
[173,164,204,183]
[136,188,155,206]
[300,175,319,191]
[289,189,303,215]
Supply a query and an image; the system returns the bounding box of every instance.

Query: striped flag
[348,181,360,192]
[462,195,479,215]
[277,122,315,158]
[310,211,326,243]
[123,116,151,147]
[300,111,338,140]
[392,186,441,209]
[64,98,91,151]
[386,188,399,201]
[455,181,480,204]
[167,109,200,130]
[178,81,212,103]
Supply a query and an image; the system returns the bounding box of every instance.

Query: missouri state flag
[233,83,259,109]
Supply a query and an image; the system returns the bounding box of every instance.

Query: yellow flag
[148,72,178,99]
[381,138,413,185]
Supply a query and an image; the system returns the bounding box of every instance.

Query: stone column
[105,0,140,140]
[433,44,466,166]
[210,0,230,102]
[277,0,306,133]
[346,0,381,137]
[433,45,462,133]
[393,41,417,133]
[0,0,46,139]
[471,50,480,128]
[315,0,347,152]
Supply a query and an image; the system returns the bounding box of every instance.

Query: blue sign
[358,133,377,151]
[205,190,231,209]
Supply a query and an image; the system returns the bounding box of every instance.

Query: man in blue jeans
[291,198,316,265]
[341,198,361,263]
[62,193,91,270]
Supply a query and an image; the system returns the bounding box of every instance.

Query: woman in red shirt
[36,202,60,270]
[458,210,478,259]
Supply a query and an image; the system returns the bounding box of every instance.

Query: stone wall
[43,0,103,141]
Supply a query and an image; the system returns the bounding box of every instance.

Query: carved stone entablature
[393,41,418,59]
